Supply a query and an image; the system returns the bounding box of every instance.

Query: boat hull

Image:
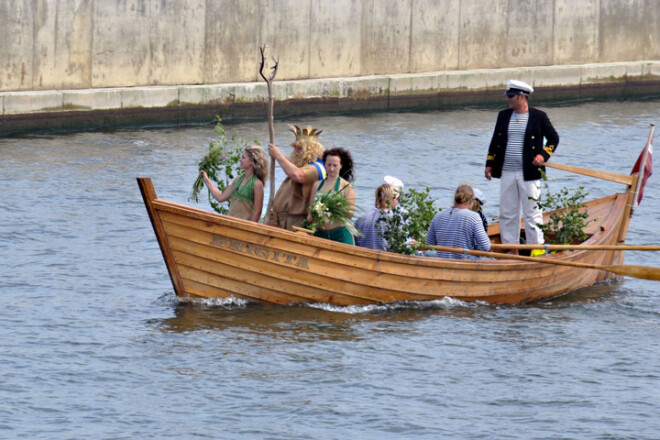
[139,178,633,305]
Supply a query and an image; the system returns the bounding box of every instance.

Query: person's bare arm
[343,183,356,217]
[251,179,264,222]
[307,181,321,221]
[201,170,233,203]
[268,143,305,183]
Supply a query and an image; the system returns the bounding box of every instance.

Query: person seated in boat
[199,145,269,222]
[307,148,356,245]
[265,125,326,230]
[472,188,489,234]
[355,183,401,250]
[426,184,491,259]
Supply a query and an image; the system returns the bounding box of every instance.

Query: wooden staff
[420,245,660,281]
[259,45,279,214]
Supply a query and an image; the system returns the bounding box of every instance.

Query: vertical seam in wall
[551,0,555,66]
[457,0,462,69]
[408,0,414,74]
[597,0,602,63]
[31,3,36,90]
[202,0,208,85]
[308,0,313,78]
[90,0,95,89]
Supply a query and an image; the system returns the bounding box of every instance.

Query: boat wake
[173,294,251,309]
[159,291,490,314]
[308,296,490,314]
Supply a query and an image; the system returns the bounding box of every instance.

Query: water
[1,100,659,439]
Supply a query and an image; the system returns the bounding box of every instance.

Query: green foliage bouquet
[190,117,251,214]
[532,171,596,244]
[378,187,439,255]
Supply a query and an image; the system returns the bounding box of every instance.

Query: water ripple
[2,101,660,439]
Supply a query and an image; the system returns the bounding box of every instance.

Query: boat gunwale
[149,191,628,269]
[138,176,637,305]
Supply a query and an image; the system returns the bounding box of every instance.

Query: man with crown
[265,125,327,230]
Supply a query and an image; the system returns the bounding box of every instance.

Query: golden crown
[288,125,323,142]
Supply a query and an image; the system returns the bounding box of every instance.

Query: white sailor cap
[504,79,534,96]
[473,188,486,204]
[383,175,404,189]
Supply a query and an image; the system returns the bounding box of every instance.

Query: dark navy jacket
[486,107,559,181]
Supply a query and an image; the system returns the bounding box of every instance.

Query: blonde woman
[354,183,400,250]
[199,145,269,222]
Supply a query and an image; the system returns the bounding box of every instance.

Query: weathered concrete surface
[2,0,660,92]
[2,61,659,135]
[2,0,659,134]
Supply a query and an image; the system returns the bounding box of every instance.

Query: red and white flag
[631,135,653,205]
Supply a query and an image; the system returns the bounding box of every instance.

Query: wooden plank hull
[138,178,634,305]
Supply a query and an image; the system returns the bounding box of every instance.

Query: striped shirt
[425,208,491,259]
[502,112,529,171]
[355,207,408,251]
[354,207,390,250]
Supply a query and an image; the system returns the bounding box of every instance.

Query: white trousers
[499,170,544,245]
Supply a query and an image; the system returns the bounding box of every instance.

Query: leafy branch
[190,117,251,214]
[378,187,439,255]
[532,171,597,245]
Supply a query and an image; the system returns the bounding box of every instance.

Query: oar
[490,244,660,252]
[259,45,279,215]
[542,161,634,186]
[421,245,660,281]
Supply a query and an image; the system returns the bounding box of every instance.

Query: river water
[1,99,659,439]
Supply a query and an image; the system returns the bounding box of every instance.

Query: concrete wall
[2,0,660,134]
[2,0,660,92]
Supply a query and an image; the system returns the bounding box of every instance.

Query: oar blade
[609,265,660,281]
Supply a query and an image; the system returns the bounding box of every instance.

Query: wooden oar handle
[490,244,660,251]
[292,226,315,235]
[419,244,660,281]
[542,161,634,186]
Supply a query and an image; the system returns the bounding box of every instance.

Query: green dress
[228,174,256,220]
[312,177,355,245]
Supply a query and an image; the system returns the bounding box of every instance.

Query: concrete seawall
[2,0,660,134]
[2,61,660,135]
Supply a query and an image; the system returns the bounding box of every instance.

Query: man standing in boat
[265,125,326,230]
[484,79,559,254]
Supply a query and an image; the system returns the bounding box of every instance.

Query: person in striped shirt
[426,185,491,259]
[484,79,559,254]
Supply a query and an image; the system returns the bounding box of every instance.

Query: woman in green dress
[199,145,269,222]
[307,148,356,244]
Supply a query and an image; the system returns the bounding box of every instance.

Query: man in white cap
[484,79,559,254]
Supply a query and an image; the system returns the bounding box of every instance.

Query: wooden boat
[138,133,653,305]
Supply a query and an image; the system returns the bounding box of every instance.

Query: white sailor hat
[383,175,404,189]
[504,79,534,96]
[473,188,486,204]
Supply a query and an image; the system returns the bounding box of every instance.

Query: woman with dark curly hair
[307,147,356,244]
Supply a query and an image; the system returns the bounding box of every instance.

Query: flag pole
[632,123,655,212]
